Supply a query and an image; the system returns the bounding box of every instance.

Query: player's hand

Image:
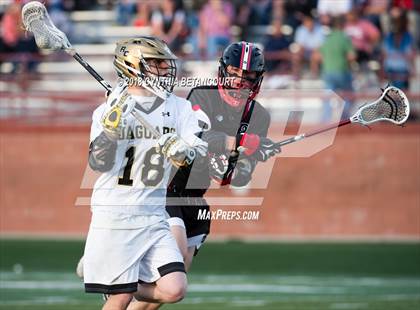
[101,83,135,140]
[156,133,196,167]
[231,158,254,187]
[237,133,281,162]
[209,153,229,183]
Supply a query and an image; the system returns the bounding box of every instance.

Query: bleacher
[1,7,419,125]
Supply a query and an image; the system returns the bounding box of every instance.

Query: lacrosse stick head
[350,86,410,125]
[22,1,72,51]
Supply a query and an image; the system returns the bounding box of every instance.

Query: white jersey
[90,93,203,216]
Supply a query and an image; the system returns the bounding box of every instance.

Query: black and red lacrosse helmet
[218,42,265,108]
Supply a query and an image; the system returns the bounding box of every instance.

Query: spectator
[264,19,292,72]
[115,0,136,26]
[282,0,318,30]
[313,16,356,121]
[1,2,39,73]
[293,13,325,78]
[184,8,201,59]
[48,0,74,41]
[361,0,387,33]
[151,0,187,54]
[317,0,352,25]
[133,1,151,28]
[391,0,414,10]
[199,0,234,59]
[237,0,272,27]
[344,8,380,64]
[382,8,415,90]
[1,3,21,51]
[237,0,273,41]
[317,0,353,15]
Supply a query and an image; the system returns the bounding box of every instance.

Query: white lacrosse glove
[209,153,229,183]
[156,133,196,167]
[101,82,136,140]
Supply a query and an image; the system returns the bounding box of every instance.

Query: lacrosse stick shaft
[71,51,112,92]
[275,119,351,147]
[70,50,193,163]
[22,1,162,138]
[67,50,162,138]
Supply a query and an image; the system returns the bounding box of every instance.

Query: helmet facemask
[115,57,177,99]
[218,62,264,108]
[217,41,265,109]
[142,58,177,95]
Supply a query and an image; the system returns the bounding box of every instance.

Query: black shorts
[166,197,211,255]
[166,199,211,238]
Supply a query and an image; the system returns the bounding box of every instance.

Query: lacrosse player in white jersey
[83,36,207,310]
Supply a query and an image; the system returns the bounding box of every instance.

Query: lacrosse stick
[274,86,410,148]
[21,1,161,138]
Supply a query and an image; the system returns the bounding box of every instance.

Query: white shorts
[83,218,184,294]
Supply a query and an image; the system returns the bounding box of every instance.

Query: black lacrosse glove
[237,133,281,162]
[252,137,281,162]
[231,158,255,187]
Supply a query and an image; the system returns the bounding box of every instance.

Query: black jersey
[167,85,271,199]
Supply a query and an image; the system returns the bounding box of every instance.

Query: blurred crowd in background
[0,0,419,96]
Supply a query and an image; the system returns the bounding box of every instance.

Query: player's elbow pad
[88,132,117,172]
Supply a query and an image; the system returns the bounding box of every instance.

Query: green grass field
[1,239,419,309]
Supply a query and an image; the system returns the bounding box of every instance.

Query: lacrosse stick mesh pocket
[22,1,71,50]
[358,87,409,124]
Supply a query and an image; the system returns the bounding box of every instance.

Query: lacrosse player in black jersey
[128,41,280,310]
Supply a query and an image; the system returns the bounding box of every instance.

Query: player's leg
[134,205,209,304]
[166,203,210,271]
[127,220,195,310]
[168,218,190,268]
[167,202,211,273]
[76,255,84,279]
[183,200,211,267]
[183,245,195,272]
[133,221,187,304]
[172,224,201,272]
[128,203,210,310]
[102,293,133,310]
[135,271,187,303]
[83,226,141,310]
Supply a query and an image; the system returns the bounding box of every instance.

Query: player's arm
[88,83,134,172]
[88,131,117,173]
[186,88,230,155]
[194,100,278,162]
[156,98,208,168]
[237,109,280,162]
[184,90,258,185]
[230,108,274,186]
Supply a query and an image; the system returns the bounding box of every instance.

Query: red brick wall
[1,124,419,240]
